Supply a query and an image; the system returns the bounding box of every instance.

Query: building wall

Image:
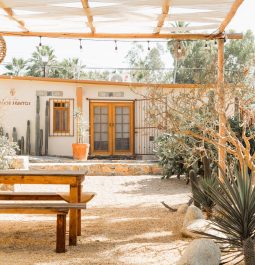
[0,79,76,156]
[0,79,146,157]
[0,78,189,157]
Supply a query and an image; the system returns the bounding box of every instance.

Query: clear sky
[2,0,255,70]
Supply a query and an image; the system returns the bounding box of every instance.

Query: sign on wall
[0,88,31,106]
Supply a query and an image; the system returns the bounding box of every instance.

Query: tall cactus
[12,127,18,142]
[5,133,9,139]
[39,129,43,156]
[45,101,49,155]
[17,139,21,155]
[20,136,25,155]
[35,96,40,156]
[12,127,18,154]
[0,127,3,136]
[26,120,31,155]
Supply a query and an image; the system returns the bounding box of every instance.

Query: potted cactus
[72,109,89,160]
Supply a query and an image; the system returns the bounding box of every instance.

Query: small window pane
[116,107,122,114]
[123,107,130,114]
[101,107,108,114]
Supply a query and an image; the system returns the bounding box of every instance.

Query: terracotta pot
[72,143,90,161]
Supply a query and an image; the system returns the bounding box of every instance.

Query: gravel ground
[0,175,191,265]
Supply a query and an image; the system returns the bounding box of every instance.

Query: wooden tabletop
[0,170,87,176]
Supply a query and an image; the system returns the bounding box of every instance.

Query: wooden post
[69,184,78,246]
[218,38,226,179]
[76,87,83,112]
[56,214,66,253]
[77,184,83,236]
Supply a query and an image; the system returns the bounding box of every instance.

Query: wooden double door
[90,101,134,156]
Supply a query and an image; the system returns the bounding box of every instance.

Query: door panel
[90,102,134,156]
[90,103,112,155]
[112,103,134,155]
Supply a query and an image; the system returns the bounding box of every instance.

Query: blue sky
[2,0,255,69]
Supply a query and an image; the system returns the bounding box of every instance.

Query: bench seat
[0,202,88,253]
[0,191,96,203]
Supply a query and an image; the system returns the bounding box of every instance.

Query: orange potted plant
[72,109,89,160]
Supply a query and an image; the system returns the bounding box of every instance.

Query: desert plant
[190,172,217,219]
[73,108,88,144]
[0,136,18,169]
[197,163,255,265]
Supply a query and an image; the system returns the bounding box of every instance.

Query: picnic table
[0,170,86,246]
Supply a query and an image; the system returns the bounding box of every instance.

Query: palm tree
[58,58,86,79]
[4,58,28,76]
[27,45,57,77]
[167,21,191,83]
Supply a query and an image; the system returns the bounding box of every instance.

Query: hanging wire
[79,39,83,50]
[114,40,118,51]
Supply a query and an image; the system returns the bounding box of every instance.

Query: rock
[7,156,29,170]
[0,184,14,191]
[183,205,203,228]
[177,238,221,265]
[182,219,210,238]
[177,204,188,215]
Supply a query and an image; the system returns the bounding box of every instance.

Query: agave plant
[197,164,255,265]
[190,172,216,219]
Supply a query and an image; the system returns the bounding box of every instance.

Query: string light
[39,36,42,47]
[177,41,181,53]
[79,39,83,50]
[114,40,118,51]
[205,40,209,50]
[214,39,217,45]
[147,41,150,51]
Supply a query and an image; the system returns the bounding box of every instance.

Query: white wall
[0,79,76,156]
[0,78,190,157]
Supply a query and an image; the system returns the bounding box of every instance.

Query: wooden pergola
[0,0,245,171]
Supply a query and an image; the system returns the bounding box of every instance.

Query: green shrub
[0,136,18,169]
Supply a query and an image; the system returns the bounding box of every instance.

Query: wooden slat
[0,2,28,31]
[0,176,81,185]
[154,0,170,34]
[80,0,95,34]
[218,0,244,33]
[0,170,86,176]
[0,202,88,209]
[0,31,243,40]
[0,191,96,203]
[0,74,239,89]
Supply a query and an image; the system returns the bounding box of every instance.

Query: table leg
[77,184,83,236]
[69,184,78,246]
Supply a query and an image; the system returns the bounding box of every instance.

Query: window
[49,98,74,136]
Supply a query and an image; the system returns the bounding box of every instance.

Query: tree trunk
[189,170,200,208]
[173,58,178,84]
[243,238,255,265]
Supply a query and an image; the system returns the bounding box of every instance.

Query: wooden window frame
[49,98,74,137]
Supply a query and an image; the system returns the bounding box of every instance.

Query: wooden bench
[0,203,88,253]
[0,191,96,237]
[0,191,96,203]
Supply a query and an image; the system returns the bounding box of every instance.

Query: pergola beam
[154,0,170,34]
[218,0,244,33]
[80,0,95,34]
[0,2,28,32]
[0,31,243,40]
